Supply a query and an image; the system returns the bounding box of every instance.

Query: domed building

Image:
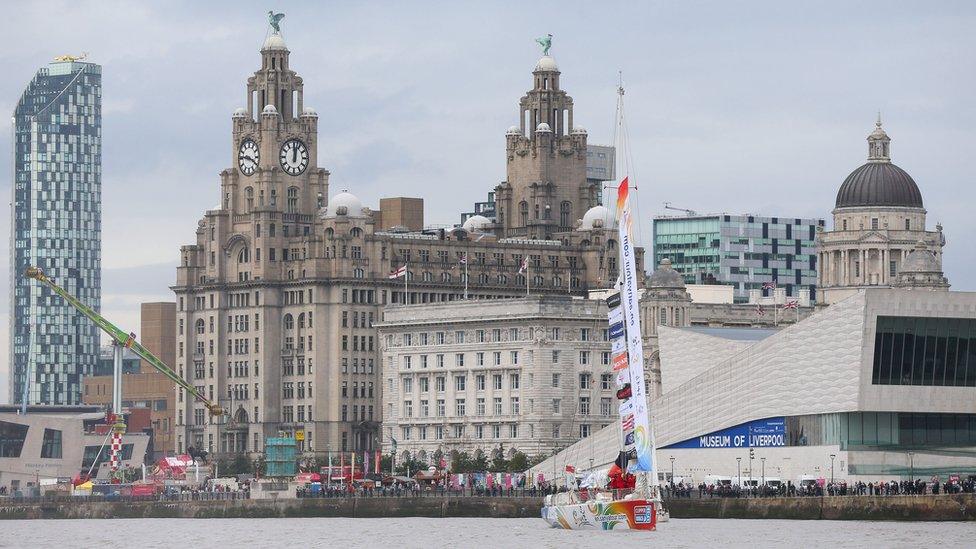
[817,118,946,304]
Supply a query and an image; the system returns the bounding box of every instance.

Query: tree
[507,451,529,473]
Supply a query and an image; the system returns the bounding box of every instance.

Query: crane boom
[25,266,223,416]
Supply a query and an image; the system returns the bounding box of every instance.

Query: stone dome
[232,107,247,118]
[901,241,940,273]
[506,126,520,135]
[835,119,923,209]
[301,106,318,117]
[534,55,559,72]
[262,104,278,115]
[262,33,288,51]
[647,258,686,289]
[535,122,552,133]
[322,190,364,218]
[835,162,923,209]
[571,126,587,135]
[580,205,616,230]
[462,215,492,232]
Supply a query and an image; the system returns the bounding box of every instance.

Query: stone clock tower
[224,31,329,223]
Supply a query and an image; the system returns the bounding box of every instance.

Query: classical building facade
[172,28,641,459]
[10,58,102,406]
[378,297,616,461]
[817,119,946,304]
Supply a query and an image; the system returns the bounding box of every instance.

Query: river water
[0,517,965,548]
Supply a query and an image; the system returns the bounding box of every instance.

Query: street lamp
[589,458,594,471]
[829,454,836,489]
[760,457,766,489]
[670,456,675,485]
[908,451,915,483]
[736,457,742,487]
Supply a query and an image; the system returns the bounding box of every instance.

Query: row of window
[397,326,606,347]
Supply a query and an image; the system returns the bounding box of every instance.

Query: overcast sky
[2,1,974,401]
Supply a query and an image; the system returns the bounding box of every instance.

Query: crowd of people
[664,476,976,499]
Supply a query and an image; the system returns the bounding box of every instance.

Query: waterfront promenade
[1,492,974,521]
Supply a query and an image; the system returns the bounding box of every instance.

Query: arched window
[497,274,508,285]
[283,314,294,330]
[325,227,334,238]
[354,268,365,279]
[422,271,433,282]
[516,275,526,286]
[441,272,452,283]
[350,227,362,238]
[608,239,617,250]
[519,201,528,226]
[270,189,277,207]
[479,273,489,284]
[287,187,299,213]
[238,247,250,263]
[259,189,265,206]
[534,275,544,286]
[298,313,306,329]
[560,201,571,227]
[195,319,205,334]
[534,204,540,220]
[552,276,562,288]
[245,187,254,212]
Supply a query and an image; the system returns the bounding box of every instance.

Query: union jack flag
[762,281,777,290]
[458,253,467,265]
[621,413,636,431]
[755,304,766,316]
[783,299,799,309]
[518,256,529,274]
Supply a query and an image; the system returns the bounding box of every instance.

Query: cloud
[2,1,976,402]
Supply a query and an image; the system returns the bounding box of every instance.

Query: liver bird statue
[268,11,285,34]
[535,33,553,56]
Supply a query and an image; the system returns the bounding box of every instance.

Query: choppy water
[0,517,966,548]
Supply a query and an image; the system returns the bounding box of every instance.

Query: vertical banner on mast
[615,177,654,472]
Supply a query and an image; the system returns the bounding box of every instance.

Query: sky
[1,1,975,401]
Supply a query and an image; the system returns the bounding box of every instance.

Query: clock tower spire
[224,18,328,224]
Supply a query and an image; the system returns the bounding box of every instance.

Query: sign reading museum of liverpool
[665,418,786,449]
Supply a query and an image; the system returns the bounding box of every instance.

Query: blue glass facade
[9,60,102,405]
[653,214,824,303]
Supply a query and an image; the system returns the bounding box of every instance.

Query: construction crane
[24,266,222,476]
[663,202,698,217]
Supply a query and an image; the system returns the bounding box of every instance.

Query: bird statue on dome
[268,11,285,34]
[536,33,553,56]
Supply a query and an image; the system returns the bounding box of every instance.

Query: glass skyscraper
[653,214,824,303]
[9,59,102,405]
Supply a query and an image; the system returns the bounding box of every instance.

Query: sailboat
[541,80,662,530]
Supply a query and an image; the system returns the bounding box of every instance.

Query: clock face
[279,138,309,176]
[238,138,259,176]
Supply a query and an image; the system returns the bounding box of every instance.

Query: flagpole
[526,262,530,296]
[404,263,408,304]
[464,256,468,300]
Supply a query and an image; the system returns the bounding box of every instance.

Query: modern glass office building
[653,214,825,302]
[9,59,102,405]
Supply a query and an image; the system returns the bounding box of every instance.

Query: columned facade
[817,118,945,304]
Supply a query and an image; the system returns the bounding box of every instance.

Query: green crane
[24,266,223,416]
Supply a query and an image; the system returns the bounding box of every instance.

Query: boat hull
[542,499,657,530]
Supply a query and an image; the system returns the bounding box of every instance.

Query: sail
[614,177,654,472]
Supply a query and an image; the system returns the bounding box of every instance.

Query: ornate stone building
[379,297,615,462]
[817,118,946,304]
[172,29,641,459]
[494,54,599,240]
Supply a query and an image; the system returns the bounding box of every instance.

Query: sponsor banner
[611,337,626,355]
[611,351,629,371]
[664,417,786,449]
[609,321,625,339]
[608,309,624,328]
[616,177,654,472]
[615,369,630,388]
[606,293,621,309]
